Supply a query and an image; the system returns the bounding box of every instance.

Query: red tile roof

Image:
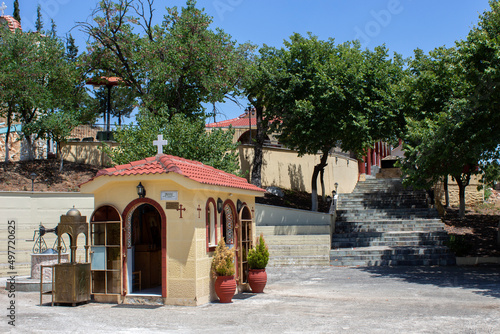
[0,15,22,32]
[83,154,265,193]
[86,76,127,87]
[206,112,257,128]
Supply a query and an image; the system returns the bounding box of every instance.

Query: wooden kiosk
[40,208,91,306]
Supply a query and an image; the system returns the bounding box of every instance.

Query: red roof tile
[0,15,22,32]
[206,112,257,128]
[84,154,265,193]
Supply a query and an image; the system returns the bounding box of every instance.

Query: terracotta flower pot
[214,275,236,303]
[248,269,267,293]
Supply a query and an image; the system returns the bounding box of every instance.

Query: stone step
[329,246,456,267]
[331,231,448,248]
[268,255,330,266]
[264,234,330,245]
[335,224,445,233]
[268,244,331,257]
[336,213,440,220]
[256,225,330,236]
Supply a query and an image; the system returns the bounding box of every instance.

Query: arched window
[221,201,236,246]
[206,198,217,252]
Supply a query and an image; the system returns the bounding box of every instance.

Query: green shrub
[248,234,269,269]
[445,235,471,257]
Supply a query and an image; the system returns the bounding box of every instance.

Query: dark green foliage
[81,0,251,119]
[94,85,135,125]
[102,110,241,174]
[247,234,269,269]
[13,0,20,23]
[65,33,78,61]
[445,235,471,257]
[0,22,91,164]
[35,5,42,32]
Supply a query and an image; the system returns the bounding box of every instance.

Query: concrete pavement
[1,266,499,333]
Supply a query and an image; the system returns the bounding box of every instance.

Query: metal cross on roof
[153,134,168,155]
[0,2,7,16]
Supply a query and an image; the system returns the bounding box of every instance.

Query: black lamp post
[30,172,37,192]
[137,182,146,198]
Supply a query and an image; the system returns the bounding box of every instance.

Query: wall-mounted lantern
[217,198,223,213]
[137,182,146,198]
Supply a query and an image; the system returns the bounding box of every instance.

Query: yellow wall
[81,173,258,306]
[0,192,94,276]
[239,145,358,194]
[61,142,119,167]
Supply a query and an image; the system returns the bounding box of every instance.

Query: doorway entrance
[129,203,162,295]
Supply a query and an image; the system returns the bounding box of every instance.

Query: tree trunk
[320,166,326,201]
[455,173,471,218]
[250,102,266,188]
[311,149,330,212]
[24,134,35,161]
[444,176,450,208]
[58,142,64,172]
[4,106,12,163]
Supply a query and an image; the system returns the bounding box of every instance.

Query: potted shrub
[211,239,236,303]
[247,233,269,293]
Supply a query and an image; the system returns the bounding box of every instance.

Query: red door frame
[221,200,240,281]
[122,198,167,298]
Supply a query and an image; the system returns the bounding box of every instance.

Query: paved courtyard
[1,266,499,333]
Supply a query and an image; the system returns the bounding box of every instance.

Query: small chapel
[80,136,265,305]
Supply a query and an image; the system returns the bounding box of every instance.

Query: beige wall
[61,141,360,196]
[61,142,119,167]
[0,192,94,277]
[240,145,358,195]
[81,173,258,306]
[435,175,484,209]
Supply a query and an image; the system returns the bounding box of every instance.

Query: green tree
[35,5,42,32]
[400,1,500,217]
[103,110,240,174]
[94,85,136,125]
[241,44,275,188]
[262,34,402,210]
[0,22,91,164]
[80,0,250,119]
[65,33,78,61]
[458,0,500,158]
[13,0,20,23]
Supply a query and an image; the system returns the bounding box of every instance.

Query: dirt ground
[0,159,99,192]
[1,159,499,257]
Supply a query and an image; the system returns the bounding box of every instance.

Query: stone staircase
[256,210,332,266]
[330,178,455,267]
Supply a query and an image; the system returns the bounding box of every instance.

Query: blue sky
[13,0,493,122]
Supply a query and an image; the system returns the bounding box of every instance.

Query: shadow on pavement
[354,265,500,299]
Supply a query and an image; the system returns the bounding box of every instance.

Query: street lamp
[30,172,37,192]
[86,76,127,135]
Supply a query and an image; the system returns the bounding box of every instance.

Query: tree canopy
[80,0,252,120]
[0,18,92,164]
[259,33,403,210]
[399,1,500,217]
[102,110,240,174]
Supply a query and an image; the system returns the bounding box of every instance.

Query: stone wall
[0,132,48,161]
[434,175,484,208]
